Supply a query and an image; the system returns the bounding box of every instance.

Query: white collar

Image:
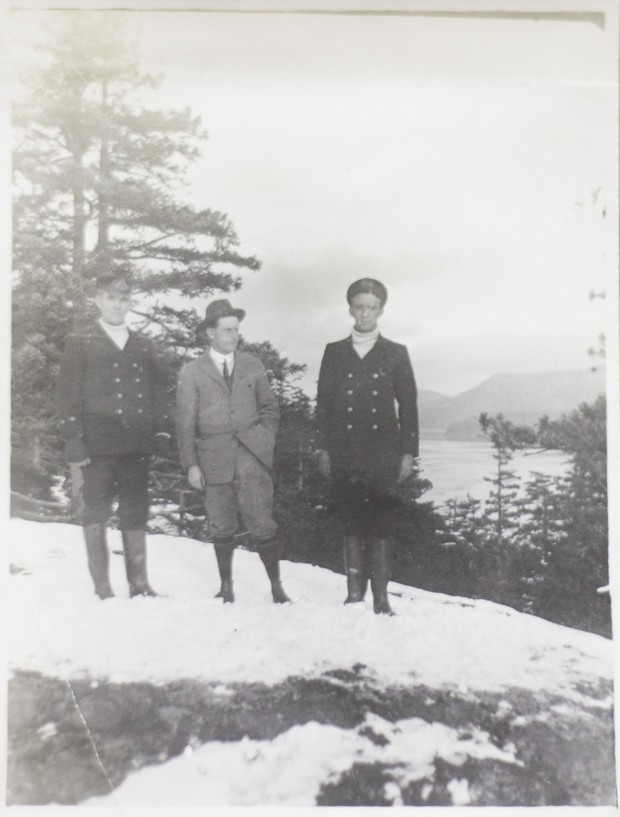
[351,326,380,345]
[99,318,129,333]
[209,347,235,368]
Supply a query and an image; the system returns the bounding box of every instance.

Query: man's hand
[187,464,205,491]
[66,437,90,466]
[317,450,331,478]
[397,453,417,483]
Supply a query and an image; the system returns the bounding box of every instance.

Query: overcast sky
[11,6,618,395]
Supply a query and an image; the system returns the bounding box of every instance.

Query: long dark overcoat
[176,350,279,485]
[56,321,170,456]
[316,335,419,481]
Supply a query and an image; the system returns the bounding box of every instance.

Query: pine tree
[535,398,609,634]
[478,413,536,602]
[514,471,568,612]
[12,12,259,497]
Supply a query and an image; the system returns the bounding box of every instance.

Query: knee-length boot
[369,537,395,616]
[343,535,367,603]
[83,523,114,599]
[213,540,235,603]
[122,529,158,598]
[259,539,292,604]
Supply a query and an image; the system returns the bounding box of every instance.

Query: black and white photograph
[4,0,619,810]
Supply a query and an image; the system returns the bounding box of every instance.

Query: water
[419,436,570,509]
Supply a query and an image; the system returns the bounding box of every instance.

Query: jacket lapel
[196,349,229,391]
[343,334,385,365]
[93,320,127,356]
[230,352,250,392]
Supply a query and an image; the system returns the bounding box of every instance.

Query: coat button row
[347,372,380,378]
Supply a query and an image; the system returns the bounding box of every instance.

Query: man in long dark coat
[175,299,291,605]
[56,273,171,599]
[316,278,419,615]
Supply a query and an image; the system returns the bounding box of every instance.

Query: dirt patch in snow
[7,667,615,806]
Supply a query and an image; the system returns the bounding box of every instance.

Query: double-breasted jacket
[316,335,419,479]
[175,350,280,485]
[56,321,171,457]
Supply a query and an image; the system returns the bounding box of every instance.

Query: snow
[82,714,518,807]
[7,519,615,809]
[8,520,612,703]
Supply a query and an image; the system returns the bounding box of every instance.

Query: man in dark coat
[56,273,171,599]
[176,298,291,605]
[316,278,419,615]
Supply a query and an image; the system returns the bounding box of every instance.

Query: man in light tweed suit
[176,299,291,605]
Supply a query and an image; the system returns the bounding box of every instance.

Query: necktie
[223,358,232,388]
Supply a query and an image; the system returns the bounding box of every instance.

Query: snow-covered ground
[7,519,616,809]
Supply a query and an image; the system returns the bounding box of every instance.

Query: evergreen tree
[479,413,535,542]
[513,471,568,613]
[12,12,259,497]
[535,397,609,634]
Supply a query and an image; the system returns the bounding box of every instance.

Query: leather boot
[343,535,367,604]
[259,540,292,604]
[369,537,395,616]
[121,529,158,598]
[213,541,235,603]
[83,523,114,599]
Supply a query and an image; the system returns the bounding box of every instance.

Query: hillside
[419,367,606,439]
[7,520,616,807]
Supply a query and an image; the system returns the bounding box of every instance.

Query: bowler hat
[346,278,388,307]
[95,273,133,295]
[200,298,246,330]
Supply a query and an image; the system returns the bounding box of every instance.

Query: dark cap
[201,298,246,330]
[346,278,388,307]
[95,273,133,295]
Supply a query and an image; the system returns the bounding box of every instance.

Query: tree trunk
[95,80,111,270]
[72,150,87,330]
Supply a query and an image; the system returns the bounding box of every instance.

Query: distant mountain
[419,368,606,440]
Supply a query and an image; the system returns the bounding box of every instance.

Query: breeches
[81,454,150,529]
[205,444,277,544]
[332,470,401,537]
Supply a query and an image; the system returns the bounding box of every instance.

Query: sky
[9,5,619,395]
[7,518,614,808]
